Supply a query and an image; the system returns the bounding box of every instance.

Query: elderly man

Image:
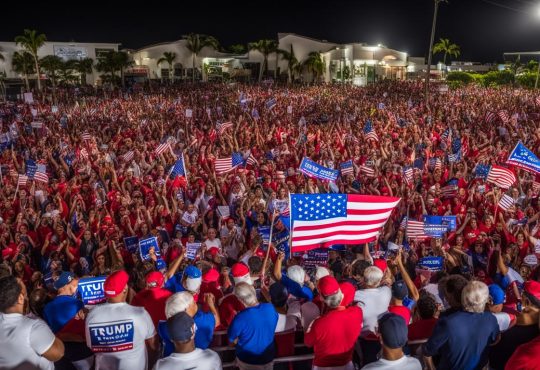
[228,282,278,370]
[423,280,500,370]
[305,275,363,370]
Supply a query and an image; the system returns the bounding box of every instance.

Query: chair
[275,329,296,357]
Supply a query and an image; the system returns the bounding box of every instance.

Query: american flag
[290,194,400,252]
[364,120,379,142]
[155,142,170,156]
[26,159,38,179]
[81,132,92,141]
[448,150,461,163]
[485,112,497,124]
[79,148,89,161]
[359,165,376,178]
[498,110,509,123]
[122,150,134,162]
[217,121,233,135]
[429,158,442,171]
[215,152,244,174]
[169,154,186,178]
[208,129,217,142]
[251,108,260,119]
[498,194,515,211]
[487,165,516,189]
[474,163,491,179]
[406,218,428,240]
[535,96,540,106]
[266,98,277,110]
[34,164,48,183]
[18,174,28,187]
[340,160,354,176]
[403,167,414,186]
[441,185,458,198]
[246,153,258,167]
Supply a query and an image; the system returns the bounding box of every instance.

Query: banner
[258,226,271,249]
[302,248,328,270]
[507,141,540,174]
[422,215,457,231]
[272,199,289,214]
[78,276,106,305]
[299,157,339,181]
[88,320,134,352]
[423,224,448,238]
[139,237,161,261]
[123,236,139,254]
[418,256,444,271]
[186,242,202,260]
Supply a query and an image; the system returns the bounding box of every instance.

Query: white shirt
[361,355,422,370]
[355,286,391,337]
[0,313,56,370]
[152,349,221,370]
[492,311,513,332]
[85,302,156,370]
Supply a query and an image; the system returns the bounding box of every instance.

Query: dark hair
[248,256,263,275]
[417,292,438,319]
[442,275,468,309]
[353,260,371,278]
[0,276,22,312]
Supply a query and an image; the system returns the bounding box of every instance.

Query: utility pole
[425,0,447,106]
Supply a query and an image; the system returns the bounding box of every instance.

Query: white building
[129,33,409,85]
[0,41,120,85]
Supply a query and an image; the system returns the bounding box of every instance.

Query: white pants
[314,361,355,370]
[236,358,274,370]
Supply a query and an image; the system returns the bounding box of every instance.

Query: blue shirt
[164,272,185,293]
[158,310,215,356]
[281,273,313,301]
[423,310,499,370]
[228,303,278,365]
[43,295,84,333]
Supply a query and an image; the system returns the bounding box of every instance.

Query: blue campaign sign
[123,236,139,254]
[139,237,161,262]
[302,248,329,270]
[258,226,271,248]
[507,141,540,174]
[299,157,339,181]
[272,229,290,257]
[423,215,457,232]
[185,243,202,260]
[418,256,444,271]
[78,276,106,305]
[88,320,135,352]
[424,224,448,238]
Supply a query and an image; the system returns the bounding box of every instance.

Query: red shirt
[131,287,172,328]
[218,294,245,328]
[389,305,411,325]
[408,317,438,341]
[304,306,363,367]
[504,335,540,370]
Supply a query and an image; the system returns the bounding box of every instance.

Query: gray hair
[323,290,344,309]
[462,281,489,313]
[364,266,384,287]
[165,292,194,318]
[234,282,259,307]
[287,265,306,285]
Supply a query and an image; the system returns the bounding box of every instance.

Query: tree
[303,51,325,83]
[96,51,118,86]
[228,44,247,54]
[74,58,94,85]
[12,51,35,91]
[184,34,220,82]
[248,39,278,82]
[0,47,4,62]
[40,55,63,101]
[15,29,47,91]
[113,51,132,88]
[58,60,78,84]
[157,52,177,83]
[432,38,461,66]
[278,45,299,84]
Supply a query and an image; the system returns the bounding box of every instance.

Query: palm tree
[433,38,460,66]
[58,60,78,84]
[157,52,177,83]
[15,29,47,91]
[40,55,63,102]
[303,51,325,83]
[74,58,94,85]
[278,45,299,84]
[184,34,220,82]
[248,39,278,82]
[113,51,132,88]
[228,44,246,54]
[12,51,35,91]
[96,51,118,86]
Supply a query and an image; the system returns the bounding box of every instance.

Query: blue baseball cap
[53,271,76,290]
[167,312,195,341]
[183,265,202,279]
[489,284,505,305]
[378,313,408,349]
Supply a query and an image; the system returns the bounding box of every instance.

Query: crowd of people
[1,80,540,370]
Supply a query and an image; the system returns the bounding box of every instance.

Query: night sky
[2,0,540,62]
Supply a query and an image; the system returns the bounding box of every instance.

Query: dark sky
[2,0,540,62]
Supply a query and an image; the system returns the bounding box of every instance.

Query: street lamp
[425,0,448,106]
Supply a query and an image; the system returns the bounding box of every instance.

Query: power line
[480,0,529,14]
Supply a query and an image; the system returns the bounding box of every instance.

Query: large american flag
[215,152,244,174]
[290,194,400,252]
[487,165,516,189]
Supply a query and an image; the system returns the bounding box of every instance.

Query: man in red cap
[304,275,363,369]
[85,270,159,370]
[131,271,173,328]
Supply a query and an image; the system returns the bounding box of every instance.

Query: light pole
[425,0,447,106]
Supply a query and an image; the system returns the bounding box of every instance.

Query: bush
[516,72,538,89]
[481,70,514,87]
[446,71,474,84]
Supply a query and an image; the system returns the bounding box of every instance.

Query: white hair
[364,266,384,287]
[323,290,344,309]
[287,265,306,285]
[315,266,330,281]
[462,281,489,313]
[165,292,194,319]
[234,282,258,307]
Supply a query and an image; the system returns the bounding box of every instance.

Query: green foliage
[433,38,461,64]
[482,70,514,87]
[516,72,538,88]
[228,44,246,54]
[446,71,474,84]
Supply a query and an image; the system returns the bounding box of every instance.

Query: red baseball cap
[202,268,220,283]
[373,259,388,272]
[208,247,220,257]
[104,270,129,297]
[231,262,250,278]
[318,275,340,297]
[524,280,540,302]
[339,281,355,306]
[146,271,164,288]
